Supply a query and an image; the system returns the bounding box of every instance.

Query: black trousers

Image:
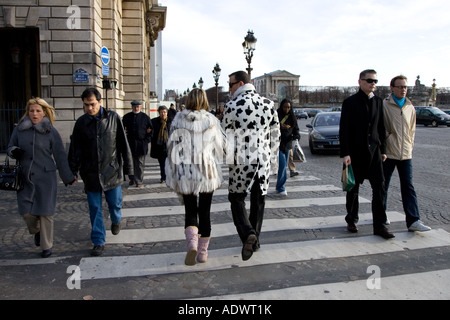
[183,193,213,237]
[345,156,387,230]
[228,175,265,244]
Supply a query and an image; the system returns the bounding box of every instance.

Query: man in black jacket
[339,69,394,239]
[68,88,133,256]
[122,100,152,187]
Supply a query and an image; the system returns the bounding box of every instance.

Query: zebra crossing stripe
[200,269,450,300]
[106,211,405,244]
[123,185,341,202]
[80,228,450,280]
[120,196,371,217]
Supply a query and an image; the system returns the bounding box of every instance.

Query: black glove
[11,147,25,159]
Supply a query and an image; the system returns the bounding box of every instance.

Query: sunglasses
[229,81,239,88]
[361,78,378,84]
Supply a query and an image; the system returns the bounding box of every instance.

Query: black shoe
[41,249,52,258]
[374,227,395,239]
[34,232,40,247]
[347,223,358,233]
[90,245,104,256]
[290,171,299,178]
[111,223,121,235]
[253,240,260,252]
[241,234,257,261]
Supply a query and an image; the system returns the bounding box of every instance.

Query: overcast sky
[160,0,450,94]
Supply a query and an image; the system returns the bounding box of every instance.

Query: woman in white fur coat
[165,88,226,266]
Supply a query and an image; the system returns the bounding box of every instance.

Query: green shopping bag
[341,164,355,192]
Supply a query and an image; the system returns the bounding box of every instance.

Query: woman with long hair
[275,99,300,196]
[165,88,226,265]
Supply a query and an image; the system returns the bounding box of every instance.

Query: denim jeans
[87,186,123,246]
[383,158,420,227]
[276,149,290,193]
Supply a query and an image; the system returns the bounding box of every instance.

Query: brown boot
[197,237,210,263]
[184,226,199,266]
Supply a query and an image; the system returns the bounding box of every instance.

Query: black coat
[122,111,153,157]
[150,116,171,159]
[339,89,386,183]
[277,108,300,152]
[68,108,133,192]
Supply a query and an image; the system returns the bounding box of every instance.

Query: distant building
[253,70,300,103]
[0,0,167,151]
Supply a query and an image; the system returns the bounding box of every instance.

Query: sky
[160,0,450,94]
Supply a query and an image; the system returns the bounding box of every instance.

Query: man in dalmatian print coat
[222,71,280,261]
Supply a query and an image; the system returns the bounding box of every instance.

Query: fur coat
[165,109,226,196]
[222,83,280,195]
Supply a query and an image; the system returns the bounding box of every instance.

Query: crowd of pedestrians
[6,69,430,263]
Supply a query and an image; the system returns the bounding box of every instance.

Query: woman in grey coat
[7,98,76,258]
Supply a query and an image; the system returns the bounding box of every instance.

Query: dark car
[306,111,340,154]
[294,109,308,119]
[307,109,323,118]
[415,106,450,127]
[443,110,450,116]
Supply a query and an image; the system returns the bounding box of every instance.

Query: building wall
[0,0,166,145]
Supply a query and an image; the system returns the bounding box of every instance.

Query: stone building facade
[253,70,300,103]
[0,0,166,150]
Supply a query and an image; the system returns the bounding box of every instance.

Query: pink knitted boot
[184,226,199,266]
[197,237,210,263]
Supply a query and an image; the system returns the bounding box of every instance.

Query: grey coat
[7,117,75,216]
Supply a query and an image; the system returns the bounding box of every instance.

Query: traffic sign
[101,46,110,65]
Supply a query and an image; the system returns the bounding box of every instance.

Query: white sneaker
[278,190,288,196]
[408,220,431,232]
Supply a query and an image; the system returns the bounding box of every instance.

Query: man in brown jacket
[383,75,431,232]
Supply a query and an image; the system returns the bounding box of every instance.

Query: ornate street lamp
[212,63,221,113]
[198,77,204,89]
[242,30,257,79]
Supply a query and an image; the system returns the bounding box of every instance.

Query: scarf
[392,94,406,108]
[157,118,168,145]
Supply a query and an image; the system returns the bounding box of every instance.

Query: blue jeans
[276,149,290,192]
[87,186,123,246]
[383,158,420,228]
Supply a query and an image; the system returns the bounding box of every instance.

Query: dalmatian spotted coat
[222,83,280,195]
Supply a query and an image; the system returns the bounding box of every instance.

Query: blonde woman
[7,98,76,258]
[165,88,226,265]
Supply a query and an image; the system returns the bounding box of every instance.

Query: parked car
[443,110,450,116]
[329,106,342,112]
[306,112,341,154]
[307,109,323,118]
[294,109,308,119]
[415,106,450,127]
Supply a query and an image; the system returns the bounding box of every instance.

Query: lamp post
[242,30,257,79]
[212,63,221,113]
[198,77,204,89]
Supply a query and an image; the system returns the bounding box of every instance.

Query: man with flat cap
[122,100,153,187]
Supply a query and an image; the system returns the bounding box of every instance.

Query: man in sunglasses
[339,69,394,239]
[222,71,280,261]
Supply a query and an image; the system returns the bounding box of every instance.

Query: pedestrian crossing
[77,164,450,299]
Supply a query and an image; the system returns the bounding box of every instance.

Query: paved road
[1,120,449,307]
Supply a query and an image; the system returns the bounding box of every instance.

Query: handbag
[293,140,306,163]
[341,163,355,192]
[0,155,24,191]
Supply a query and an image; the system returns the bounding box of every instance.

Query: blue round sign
[101,46,110,65]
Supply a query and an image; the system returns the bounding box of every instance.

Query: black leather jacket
[68,107,133,192]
